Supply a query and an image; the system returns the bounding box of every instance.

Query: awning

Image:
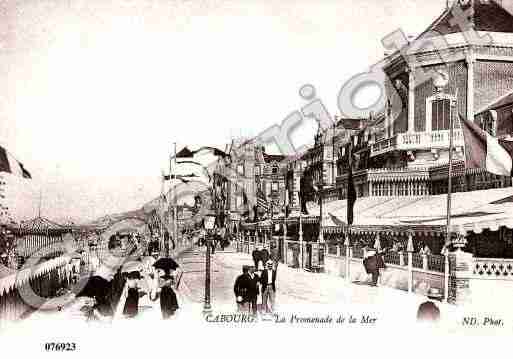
[317,187,513,235]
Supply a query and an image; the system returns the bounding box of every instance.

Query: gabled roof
[419,0,513,39]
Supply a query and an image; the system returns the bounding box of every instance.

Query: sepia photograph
[1,0,513,356]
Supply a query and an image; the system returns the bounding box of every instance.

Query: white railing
[473,258,513,279]
[371,129,464,156]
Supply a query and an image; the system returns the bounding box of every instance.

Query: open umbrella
[153,257,179,272]
[76,276,111,299]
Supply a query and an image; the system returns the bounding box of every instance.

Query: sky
[0,0,454,223]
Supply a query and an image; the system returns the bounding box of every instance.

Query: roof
[476,90,513,115]
[18,216,65,232]
[419,1,513,39]
[337,118,366,131]
[263,153,286,163]
[314,187,513,235]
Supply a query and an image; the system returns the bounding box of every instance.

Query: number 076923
[44,343,77,351]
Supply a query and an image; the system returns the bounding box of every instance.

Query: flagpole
[445,89,457,249]
[172,142,178,254]
[299,211,303,270]
[162,170,167,252]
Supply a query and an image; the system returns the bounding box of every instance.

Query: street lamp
[203,211,216,315]
[174,145,230,315]
[314,180,325,244]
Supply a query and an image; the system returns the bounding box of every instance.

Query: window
[237,164,244,176]
[272,166,278,174]
[272,182,279,192]
[431,99,451,131]
[255,166,261,176]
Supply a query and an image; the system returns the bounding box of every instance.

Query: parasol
[75,276,111,299]
[153,257,179,271]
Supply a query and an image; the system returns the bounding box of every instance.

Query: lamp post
[316,181,325,243]
[202,212,216,315]
[173,145,230,314]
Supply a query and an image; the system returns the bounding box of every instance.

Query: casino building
[234,0,513,305]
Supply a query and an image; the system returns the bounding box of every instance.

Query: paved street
[177,245,462,326]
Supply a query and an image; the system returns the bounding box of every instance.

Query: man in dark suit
[260,260,277,313]
[252,247,262,269]
[247,266,260,316]
[260,247,270,265]
[234,265,251,312]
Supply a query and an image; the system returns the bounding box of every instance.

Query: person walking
[158,270,179,319]
[247,267,260,316]
[260,260,277,313]
[251,246,262,270]
[164,230,176,252]
[234,265,251,312]
[363,248,385,286]
[260,246,270,265]
[122,271,142,318]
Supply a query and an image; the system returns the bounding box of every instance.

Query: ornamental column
[448,234,473,305]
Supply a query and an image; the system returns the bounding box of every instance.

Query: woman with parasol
[120,261,145,318]
[152,257,180,319]
[75,265,117,322]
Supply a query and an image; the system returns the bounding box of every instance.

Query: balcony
[370,130,464,157]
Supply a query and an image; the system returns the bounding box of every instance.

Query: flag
[347,141,357,225]
[299,176,310,215]
[460,115,513,176]
[284,186,290,218]
[176,146,195,158]
[257,187,270,212]
[0,146,31,178]
[241,191,250,218]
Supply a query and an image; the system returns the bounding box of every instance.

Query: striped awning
[0,255,70,296]
[16,216,66,234]
[318,187,513,236]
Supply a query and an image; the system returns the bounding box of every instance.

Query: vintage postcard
[1,0,513,357]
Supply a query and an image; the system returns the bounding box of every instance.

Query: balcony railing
[371,130,464,157]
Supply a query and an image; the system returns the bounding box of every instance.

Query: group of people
[234,258,277,316]
[76,250,181,322]
[194,228,231,252]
